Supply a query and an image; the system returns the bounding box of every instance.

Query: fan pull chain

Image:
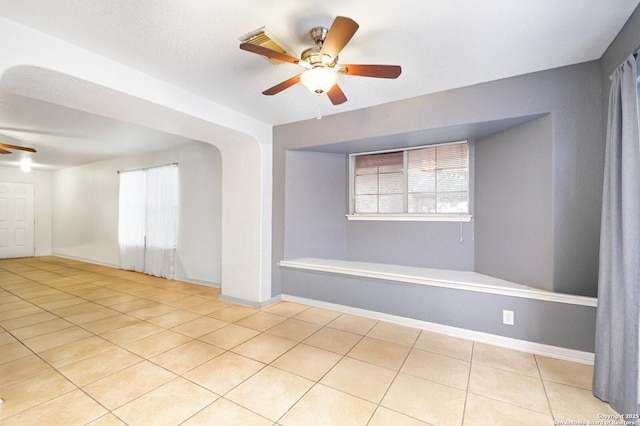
[316,94,322,120]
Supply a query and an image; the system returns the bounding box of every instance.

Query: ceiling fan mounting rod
[310,27,328,47]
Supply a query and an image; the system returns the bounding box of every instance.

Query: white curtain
[118,164,179,279]
[593,53,640,417]
[118,170,146,272]
[144,165,179,279]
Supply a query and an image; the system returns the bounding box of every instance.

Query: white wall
[175,143,222,284]
[53,141,222,285]
[0,166,53,256]
[0,16,273,304]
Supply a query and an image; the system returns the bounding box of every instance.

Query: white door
[0,182,35,259]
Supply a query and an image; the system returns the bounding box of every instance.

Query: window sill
[346,214,472,222]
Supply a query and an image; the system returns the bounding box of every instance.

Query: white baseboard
[219,294,281,309]
[50,254,220,288]
[282,294,594,365]
[51,253,120,269]
[174,276,220,288]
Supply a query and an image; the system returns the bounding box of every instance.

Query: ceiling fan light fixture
[300,67,338,94]
[20,158,31,173]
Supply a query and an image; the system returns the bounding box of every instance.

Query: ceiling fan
[240,16,401,105]
[0,142,36,155]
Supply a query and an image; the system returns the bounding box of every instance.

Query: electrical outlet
[502,310,514,326]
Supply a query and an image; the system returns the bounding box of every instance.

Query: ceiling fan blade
[327,84,347,105]
[0,148,11,154]
[320,16,359,60]
[263,75,302,96]
[0,143,36,153]
[340,64,402,79]
[240,43,301,65]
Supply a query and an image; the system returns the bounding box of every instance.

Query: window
[349,141,471,221]
[118,164,179,279]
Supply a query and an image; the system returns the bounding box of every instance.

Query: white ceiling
[0,92,198,170]
[0,0,638,170]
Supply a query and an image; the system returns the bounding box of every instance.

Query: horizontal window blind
[354,151,404,213]
[352,142,469,215]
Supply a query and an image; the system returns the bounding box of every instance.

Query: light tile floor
[0,257,618,425]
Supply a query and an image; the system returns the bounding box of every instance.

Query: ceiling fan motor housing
[304,27,337,67]
[301,46,338,68]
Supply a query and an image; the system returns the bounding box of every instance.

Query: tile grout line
[536,353,558,422]
[362,324,423,425]
[0,259,226,424]
[271,312,367,425]
[0,276,115,423]
[459,340,476,426]
[1,257,610,424]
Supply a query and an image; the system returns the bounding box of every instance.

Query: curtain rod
[117,162,178,174]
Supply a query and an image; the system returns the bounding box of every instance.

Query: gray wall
[281,268,596,352]
[282,144,475,272]
[274,60,603,297]
[283,150,347,260]
[601,4,640,122]
[549,64,603,297]
[272,8,640,352]
[475,114,554,291]
[345,220,474,270]
[344,137,475,271]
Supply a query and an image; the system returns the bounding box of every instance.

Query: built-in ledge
[279,258,597,307]
[346,214,472,222]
